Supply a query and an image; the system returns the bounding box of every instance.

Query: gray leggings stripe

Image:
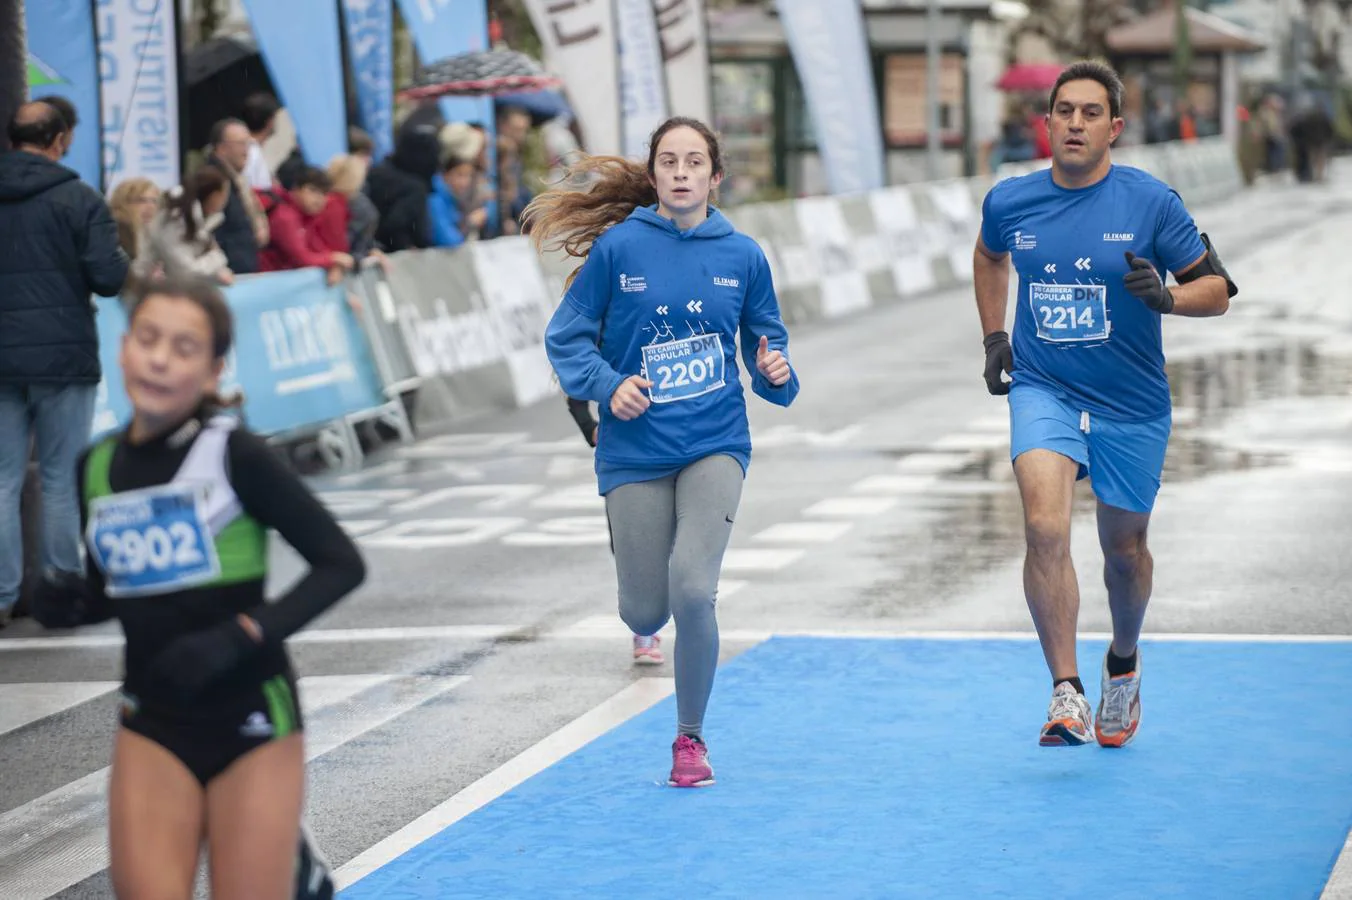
[604,454,744,736]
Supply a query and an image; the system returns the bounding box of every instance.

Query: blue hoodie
[545,205,800,495]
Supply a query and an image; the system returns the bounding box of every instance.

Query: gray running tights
[605,453,744,737]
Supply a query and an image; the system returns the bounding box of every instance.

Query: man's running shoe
[632,633,664,665]
[1039,681,1094,747]
[295,824,335,900]
[668,735,715,787]
[1095,649,1143,748]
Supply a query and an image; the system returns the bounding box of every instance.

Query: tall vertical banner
[523,0,621,157]
[654,0,711,124]
[94,0,182,191]
[26,2,103,187]
[773,0,885,195]
[392,0,495,231]
[341,0,395,161]
[616,0,669,160]
[393,0,492,132]
[242,0,348,166]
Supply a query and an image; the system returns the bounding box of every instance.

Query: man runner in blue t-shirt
[973,61,1238,748]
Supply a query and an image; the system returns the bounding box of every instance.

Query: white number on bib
[87,483,221,597]
[1030,283,1110,342]
[641,334,726,404]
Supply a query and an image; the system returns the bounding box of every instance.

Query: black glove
[31,570,105,629]
[145,618,262,701]
[982,331,1014,395]
[1123,252,1175,313]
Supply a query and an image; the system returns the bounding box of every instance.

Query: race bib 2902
[641,333,727,404]
[87,483,222,598]
[1030,283,1110,343]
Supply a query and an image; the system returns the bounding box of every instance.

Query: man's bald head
[8,102,67,157]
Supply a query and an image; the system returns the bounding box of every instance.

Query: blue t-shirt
[980,165,1206,421]
[544,205,800,494]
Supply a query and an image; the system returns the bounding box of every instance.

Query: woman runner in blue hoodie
[529,117,799,787]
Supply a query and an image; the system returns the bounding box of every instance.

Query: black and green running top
[76,411,365,705]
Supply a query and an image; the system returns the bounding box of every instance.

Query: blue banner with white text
[94,0,182,191]
[342,0,395,161]
[91,271,387,439]
[25,1,103,188]
[241,0,348,166]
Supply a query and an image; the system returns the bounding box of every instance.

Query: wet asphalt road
[1,167,1350,898]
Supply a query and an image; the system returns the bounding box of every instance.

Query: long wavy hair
[523,117,724,287]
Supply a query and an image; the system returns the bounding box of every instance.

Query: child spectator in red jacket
[258,167,354,285]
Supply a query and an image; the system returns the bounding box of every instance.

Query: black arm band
[1176,233,1238,298]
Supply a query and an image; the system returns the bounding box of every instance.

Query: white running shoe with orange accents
[1040,681,1094,747]
[1095,649,1142,748]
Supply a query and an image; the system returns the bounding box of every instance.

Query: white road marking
[334,678,676,889]
[0,674,464,900]
[360,518,527,548]
[719,580,750,598]
[340,519,390,538]
[1323,828,1352,899]
[530,485,605,510]
[928,432,1010,451]
[557,615,674,639]
[852,475,938,493]
[391,485,542,513]
[545,456,597,480]
[721,549,805,572]
[854,475,1007,496]
[752,521,854,543]
[0,682,119,738]
[501,516,609,546]
[895,451,977,474]
[319,489,416,516]
[963,413,1010,433]
[804,497,898,517]
[6,625,1348,654]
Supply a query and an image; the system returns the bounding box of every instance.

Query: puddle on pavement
[859,339,1352,616]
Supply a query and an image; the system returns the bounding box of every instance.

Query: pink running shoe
[668,735,715,788]
[632,634,664,665]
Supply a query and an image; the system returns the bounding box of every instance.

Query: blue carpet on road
[339,637,1352,899]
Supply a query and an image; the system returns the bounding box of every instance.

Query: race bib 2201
[1030,283,1110,343]
[641,333,727,404]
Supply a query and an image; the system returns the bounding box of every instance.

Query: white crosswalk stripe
[0,681,119,738]
[0,673,468,900]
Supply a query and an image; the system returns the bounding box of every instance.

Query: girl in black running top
[33,274,365,900]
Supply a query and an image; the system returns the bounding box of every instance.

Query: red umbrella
[996,63,1065,92]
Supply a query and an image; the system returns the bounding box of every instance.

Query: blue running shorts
[1008,384,1171,514]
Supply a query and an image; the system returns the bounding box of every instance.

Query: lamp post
[925,0,942,180]
[0,0,24,152]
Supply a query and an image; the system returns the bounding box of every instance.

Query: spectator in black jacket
[203,118,270,275]
[0,102,129,626]
[366,116,442,252]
